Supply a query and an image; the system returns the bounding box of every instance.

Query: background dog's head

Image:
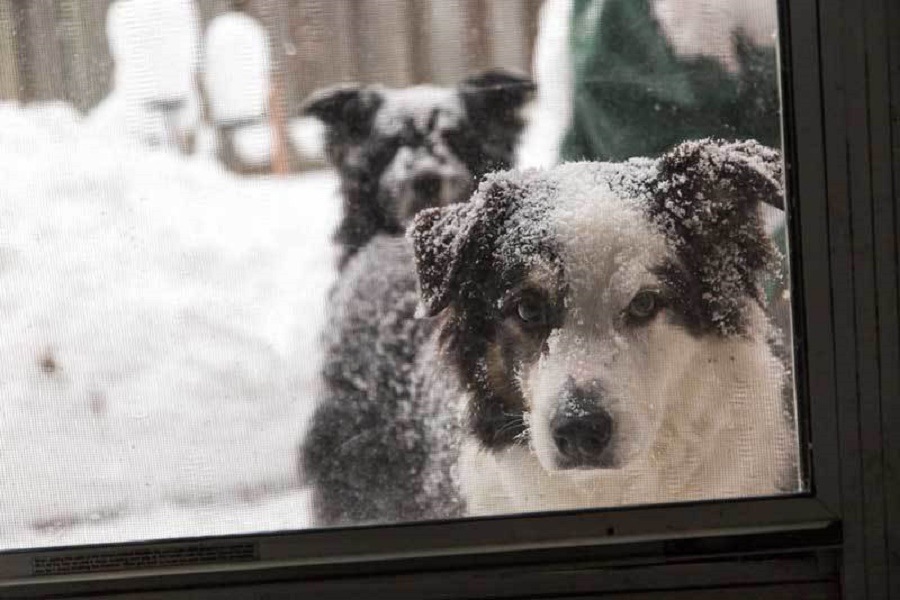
[411,138,784,473]
[304,70,535,267]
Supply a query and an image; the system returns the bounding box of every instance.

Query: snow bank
[0,103,339,550]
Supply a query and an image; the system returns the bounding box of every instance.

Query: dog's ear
[301,83,383,140]
[458,69,535,127]
[649,138,785,334]
[454,70,536,173]
[409,204,471,316]
[409,178,523,316]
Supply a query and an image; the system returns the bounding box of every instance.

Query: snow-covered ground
[0,103,338,550]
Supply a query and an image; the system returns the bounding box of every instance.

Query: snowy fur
[412,139,798,516]
[298,237,462,525]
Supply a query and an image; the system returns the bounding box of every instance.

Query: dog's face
[303,71,535,261]
[367,87,474,222]
[411,139,784,473]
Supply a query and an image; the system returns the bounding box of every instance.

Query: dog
[302,70,535,269]
[300,138,799,525]
[298,69,534,525]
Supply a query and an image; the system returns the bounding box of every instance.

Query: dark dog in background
[298,71,534,526]
[302,70,535,269]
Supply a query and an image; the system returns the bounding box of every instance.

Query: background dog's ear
[409,177,524,316]
[458,69,536,126]
[301,83,383,141]
[454,70,536,173]
[650,138,785,334]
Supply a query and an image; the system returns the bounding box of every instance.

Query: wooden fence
[0,0,542,115]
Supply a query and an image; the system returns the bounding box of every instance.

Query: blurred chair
[88,0,202,153]
[203,11,324,175]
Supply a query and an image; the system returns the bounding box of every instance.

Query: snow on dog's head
[410,138,784,473]
[303,70,535,267]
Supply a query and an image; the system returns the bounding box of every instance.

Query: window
[0,0,802,547]
[2,0,898,598]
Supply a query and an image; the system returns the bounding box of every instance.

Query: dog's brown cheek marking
[494,321,546,411]
[483,342,520,413]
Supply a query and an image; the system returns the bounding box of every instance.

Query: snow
[232,122,275,166]
[516,0,574,169]
[88,0,202,151]
[0,103,339,550]
[204,13,271,125]
[289,117,327,161]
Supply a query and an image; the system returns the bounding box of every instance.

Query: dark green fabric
[560,0,786,304]
[561,0,781,162]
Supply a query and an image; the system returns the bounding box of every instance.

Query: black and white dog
[301,138,798,525]
[302,70,535,269]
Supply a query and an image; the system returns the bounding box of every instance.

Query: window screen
[0,0,802,549]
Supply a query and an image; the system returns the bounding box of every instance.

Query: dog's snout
[551,379,614,469]
[412,172,442,199]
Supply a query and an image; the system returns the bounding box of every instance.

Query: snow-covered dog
[302,70,535,269]
[301,138,798,525]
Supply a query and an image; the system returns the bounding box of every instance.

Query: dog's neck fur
[457,308,797,515]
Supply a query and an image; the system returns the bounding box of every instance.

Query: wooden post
[56,0,113,112]
[0,0,21,101]
[244,0,294,174]
[355,0,413,86]
[488,0,527,73]
[19,0,66,102]
[428,0,466,85]
[269,70,290,175]
[406,0,432,84]
[196,0,236,28]
[521,0,543,77]
[245,0,298,108]
[463,0,492,73]
[291,0,360,102]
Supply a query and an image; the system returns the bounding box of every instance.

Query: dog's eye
[516,294,547,325]
[627,290,662,321]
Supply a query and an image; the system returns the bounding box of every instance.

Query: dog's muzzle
[550,378,615,469]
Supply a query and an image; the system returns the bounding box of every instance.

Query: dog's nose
[551,380,614,468]
[412,172,442,199]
